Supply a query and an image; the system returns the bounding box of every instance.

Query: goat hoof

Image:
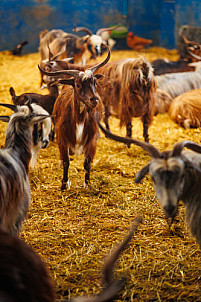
[61,180,70,191]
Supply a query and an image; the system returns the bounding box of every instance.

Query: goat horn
[47,43,54,61]
[24,96,34,113]
[73,26,93,36]
[187,48,201,61]
[97,115,161,158]
[38,65,80,78]
[172,140,201,156]
[96,24,121,36]
[0,103,18,112]
[87,46,111,74]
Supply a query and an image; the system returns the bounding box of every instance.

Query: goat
[97,119,201,249]
[152,58,195,76]
[97,56,157,143]
[152,35,201,76]
[155,68,201,99]
[168,88,201,128]
[73,26,108,59]
[39,29,89,88]
[9,84,59,116]
[38,48,110,190]
[0,216,142,301]
[154,89,173,115]
[178,26,201,60]
[9,87,53,166]
[0,103,51,235]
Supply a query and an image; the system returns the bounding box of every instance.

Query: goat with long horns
[97,117,201,249]
[39,48,110,190]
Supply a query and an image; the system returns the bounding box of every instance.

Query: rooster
[126,31,152,50]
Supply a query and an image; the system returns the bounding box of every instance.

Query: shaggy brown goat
[97,56,157,143]
[39,48,110,190]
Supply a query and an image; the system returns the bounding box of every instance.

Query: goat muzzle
[163,204,177,219]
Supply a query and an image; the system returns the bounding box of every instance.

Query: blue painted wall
[0,0,201,53]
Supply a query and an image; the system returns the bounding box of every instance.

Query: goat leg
[84,156,91,187]
[61,159,70,191]
[125,122,132,148]
[103,105,111,133]
[141,114,149,142]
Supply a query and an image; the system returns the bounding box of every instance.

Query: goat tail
[69,216,142,302]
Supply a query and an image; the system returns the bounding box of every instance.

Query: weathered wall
[0,0,201,53]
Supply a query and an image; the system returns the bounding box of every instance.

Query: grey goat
[97,117,201,249]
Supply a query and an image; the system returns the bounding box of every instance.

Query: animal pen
[0,0,201,301]
[0,47,200,301]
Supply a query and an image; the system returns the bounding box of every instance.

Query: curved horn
[38,65,81,78]
[24,96,34,113]
[172,140,201,156]
[187,48,201,61]
[96,115,161,158]
[96,24,121,36]
[0,103,18,112]
[73,26,93,36]
[47,43,53,61]
[182,35,191,44]
[87,46,111,74]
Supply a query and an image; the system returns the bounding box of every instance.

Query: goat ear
[30,114,52,125]
[135,163,150,183]
[9,87,16,97]
[0,116,10,123]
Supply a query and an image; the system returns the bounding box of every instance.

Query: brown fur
[52,72,104,190]
[168,88,201,128]
[97,57,157,142]
[39,29,89,65]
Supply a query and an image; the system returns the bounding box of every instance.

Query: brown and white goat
[0,217,142,301]
[39,48,110,190]
[97,120,201,249]
[168,88,201,128]
[0,103,51,235]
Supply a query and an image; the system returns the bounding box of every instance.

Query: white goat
[0,103,51,235]
[28,104,52,169]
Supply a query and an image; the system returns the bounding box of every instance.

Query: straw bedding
[0,47,200,301]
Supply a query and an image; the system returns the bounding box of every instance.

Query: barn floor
[0,48,201,301]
